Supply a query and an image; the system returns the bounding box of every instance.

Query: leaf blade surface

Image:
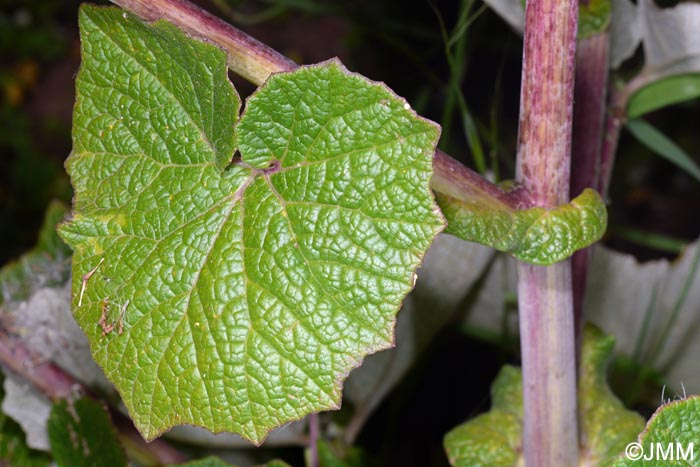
[60,6,443,444]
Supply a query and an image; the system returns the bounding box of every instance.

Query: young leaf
[625,119,700,184]
[47,397,127,467]
[443,366,522,466]
[0,373,52,467]
[579,0,612,40]
[437,188,608,265]
[578,327,646,465]
[608,397,700,467]
[59,6,443,445]
[315,439,368,467]
[170,457,290,467]
[443,326,645,466]
[0,201,71,305]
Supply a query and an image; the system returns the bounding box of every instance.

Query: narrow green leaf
[627,74,700,119]
[47,397,127,467]
[626,119,700,183]
[437,188,607,265]
[59,6,443,444]
[610,227,687,255]
[608,397,700,466]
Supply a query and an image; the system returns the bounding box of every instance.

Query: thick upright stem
[570,32,610,363]
[517,263,577,464]
[515,0,579,465]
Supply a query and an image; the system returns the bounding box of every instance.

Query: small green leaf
[47,397,127,467]
[263,461,293,467]
[443,366,522,467]
[0,372,52,467]
[608,397,700,467]
[626,119,700,183]
[171,457,291,467]
[173,458,235,467]
[316,439,368,467]
[437,188,607,265]
[443,326,644,466]
[627,74,700,119]
[59,6,443,444]
[579,327,646,466]
[579,0,611,39]
[0,201,71,305]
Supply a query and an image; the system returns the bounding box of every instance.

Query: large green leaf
[59,6,443,444]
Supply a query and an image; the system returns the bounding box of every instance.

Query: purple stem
[308,413,320,467]
[571,33,609,201]
[599,91,626,198]
[570,32,610,364]
[515,0,580,465]
[597,50,669,201]
[432,149,526,209]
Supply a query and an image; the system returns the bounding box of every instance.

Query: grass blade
[626,118,700,183]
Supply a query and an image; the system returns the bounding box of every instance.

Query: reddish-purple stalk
[598,50,666,199]
[600,86,629,198]
[570,32,610,363]
[308,413,319,467]
[515,0,580,465]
